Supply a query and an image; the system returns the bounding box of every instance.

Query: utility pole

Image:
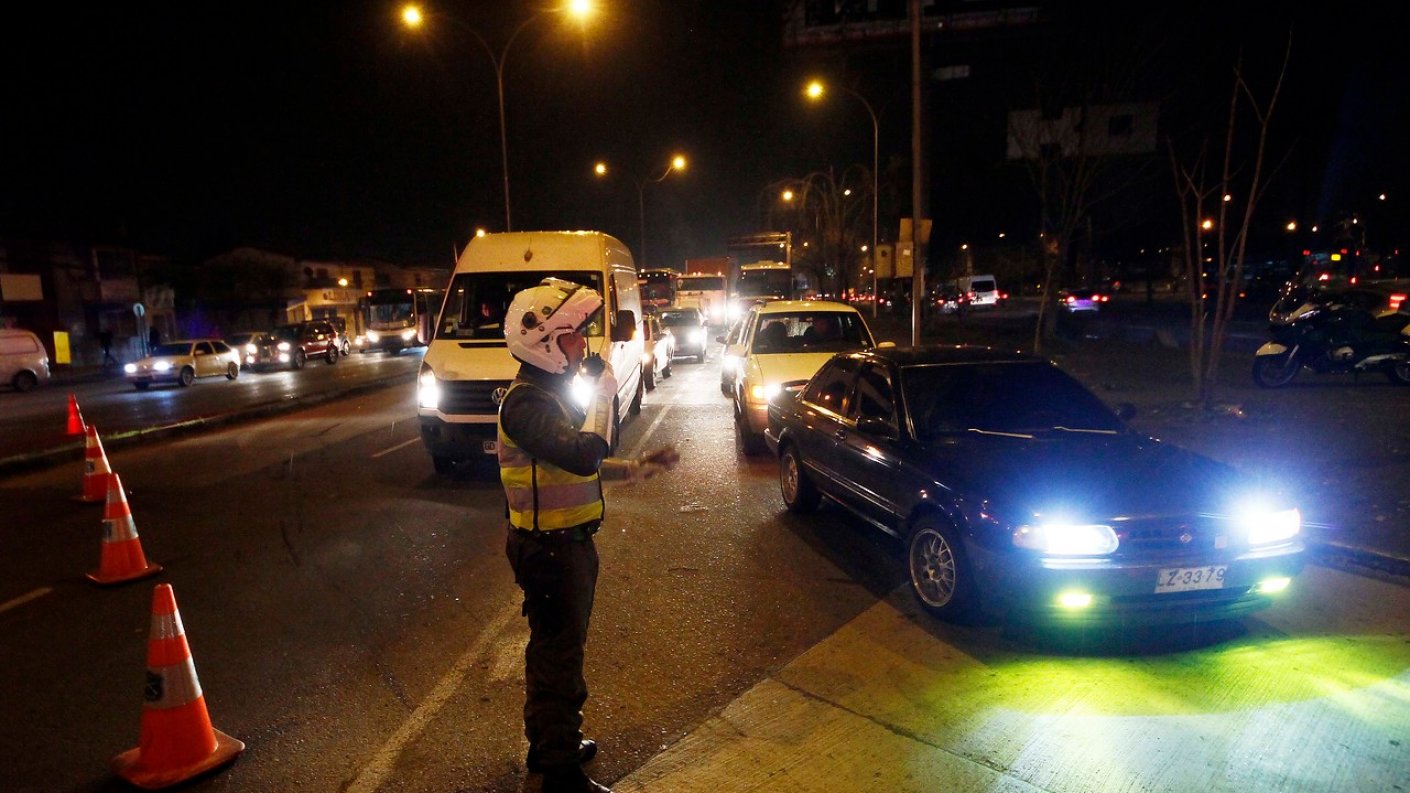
[909,0,928,346]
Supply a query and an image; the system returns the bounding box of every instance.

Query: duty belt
[510,523,600,544]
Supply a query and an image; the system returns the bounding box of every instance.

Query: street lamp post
[401,2,595,232]
[806,79,880,317]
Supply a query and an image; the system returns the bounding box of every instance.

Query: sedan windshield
[751,311,870,354]
[902,361,1123,437]
[151,343,192,357]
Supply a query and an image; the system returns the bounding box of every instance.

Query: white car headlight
[401,329,417,341]
[153,361,172,372]
[1235,505,1301,546]
[747,382,781,403]
[245,343,257,354]
[690,329,705,344]
[367,330,381,342]
[418,370,441,410]
[278,341,291,352]
[1013,523,1120,556]
[123,363,137,374]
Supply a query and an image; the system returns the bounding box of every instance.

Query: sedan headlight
[123,363,137,374]
[277,341,291,352]
[152,361,172,372]
[418,369,441,410]
[244,343,257,354]
[1235,505,1301,546]
[1013,523,1120,556]
[747,382,781,403]
[366,330,381,342]
[401,329,417,341]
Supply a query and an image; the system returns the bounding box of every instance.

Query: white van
[417,231,646,473]
[1,328,51,392]
[956,274,1000,308]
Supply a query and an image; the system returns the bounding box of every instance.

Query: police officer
[499,278,678,793]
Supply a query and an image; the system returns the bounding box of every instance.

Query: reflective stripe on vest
[498,383,604,530]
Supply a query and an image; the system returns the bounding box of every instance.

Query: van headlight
[1013,523,1119,556]
[690,329,705,344]
[418,369,441,409]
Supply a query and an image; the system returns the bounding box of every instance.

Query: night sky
[2,1,1404,270]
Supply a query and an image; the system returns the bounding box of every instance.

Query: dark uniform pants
[506,529,599,768]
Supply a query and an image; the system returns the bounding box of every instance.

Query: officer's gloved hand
[626,444,680,484]
[580,355,618,447]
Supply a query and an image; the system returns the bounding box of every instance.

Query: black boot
[541,763,610,793]
[527,739,597,773]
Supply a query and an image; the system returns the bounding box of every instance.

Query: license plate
[1155,565,1227,593]
[482,440,498,454]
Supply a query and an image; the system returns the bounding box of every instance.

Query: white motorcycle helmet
[504,277,603,374]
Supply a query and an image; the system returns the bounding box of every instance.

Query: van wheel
[662,362,672,379]
[644,366,656,391]
[628,373,643,415]
[12,371,38,392]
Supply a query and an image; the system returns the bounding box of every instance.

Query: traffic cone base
[87,473,161,585]
[111,727,244,790]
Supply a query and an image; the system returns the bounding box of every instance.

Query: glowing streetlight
[1286,221,1297,232]
[805,77,880,316]
[1222,193,1232,202]
[1201,218,1214,231]
[781,188,795,202]
[594,161,607,176]
[475,227,488,238]
[400,1,597,231]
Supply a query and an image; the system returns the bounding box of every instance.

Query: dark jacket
[498,364,610,478]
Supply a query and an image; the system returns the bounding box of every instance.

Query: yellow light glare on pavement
[401,4,423,28]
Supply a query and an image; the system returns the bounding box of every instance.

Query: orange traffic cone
[66,393,87,436]
[111,584,244,789]
[86,473,162,585]
[76,425,114,504]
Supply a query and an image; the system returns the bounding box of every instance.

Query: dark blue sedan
[765,346,1304,627]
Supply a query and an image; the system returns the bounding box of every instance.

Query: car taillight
[1066,296,1076,303]
[1391,293,1407,311]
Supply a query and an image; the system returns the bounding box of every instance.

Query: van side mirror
[612,310,637,343]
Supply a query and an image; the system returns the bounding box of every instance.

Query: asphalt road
[2,339,1407,792]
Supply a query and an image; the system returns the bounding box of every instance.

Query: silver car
[124,339,241,390]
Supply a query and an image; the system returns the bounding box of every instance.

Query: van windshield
[439,271,605,341]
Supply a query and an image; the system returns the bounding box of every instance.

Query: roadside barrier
[67,393,87,436]
[111,583,244,789]
[76,425,113,504]
[86,473,162,585]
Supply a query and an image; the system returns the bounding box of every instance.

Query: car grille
[439,380,512,415]
[1114,515,1230,557]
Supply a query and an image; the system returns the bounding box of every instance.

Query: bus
[639,268,676,311]
[358,287,443,353]
[729,260,793,322]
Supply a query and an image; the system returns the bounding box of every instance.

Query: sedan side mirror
[855,416,899,440]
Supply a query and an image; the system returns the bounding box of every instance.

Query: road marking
[370,437,421,459]
[346,597,521,793]
[624,403,674,459]
[0,587,52,614]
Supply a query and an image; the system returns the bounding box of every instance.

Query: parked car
[1058,288,1106,313]
[659,307,708,362]
[765,345,1305,627]
[124,339,241,389]
[641,312,674,390]
[1,328,51,392]
[731,299,886,454]
[329,317,352,356]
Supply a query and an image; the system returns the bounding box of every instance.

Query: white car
[731,300,888,454]
[1,328,51,392]
[124,339,242,390]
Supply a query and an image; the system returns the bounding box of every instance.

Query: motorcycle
[1252,288,1410,387]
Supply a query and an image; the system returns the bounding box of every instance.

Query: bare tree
[764,166,873,296]
[1168,35,1291,407]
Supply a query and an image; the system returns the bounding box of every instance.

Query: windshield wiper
[1051,425,1119,435]
[966,427,1034,439]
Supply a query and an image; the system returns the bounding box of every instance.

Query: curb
[1307,540,1410,584]
[0,371,416,479]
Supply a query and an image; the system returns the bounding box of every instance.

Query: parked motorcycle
[1252,288,1410,387]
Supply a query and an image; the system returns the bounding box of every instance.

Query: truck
[675,257,732,326]
[728,260,793,323]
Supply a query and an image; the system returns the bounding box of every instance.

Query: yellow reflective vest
[498,382,605,531]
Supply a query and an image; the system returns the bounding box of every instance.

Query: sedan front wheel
[907,517,979,622]
[779,444,820,513]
